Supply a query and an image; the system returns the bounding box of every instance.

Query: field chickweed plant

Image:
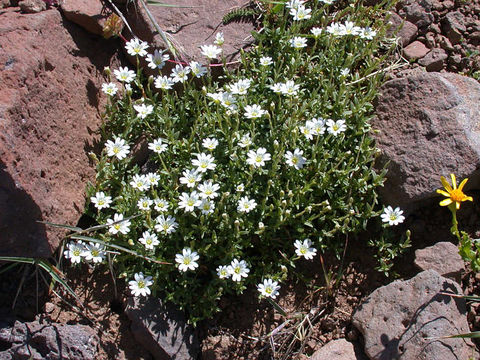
[65,0,404,323]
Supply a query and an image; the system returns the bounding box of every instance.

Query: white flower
[200,44,222,59]
[257,279,281,299]
[340,68,350,77]
[207,91,223,103]
[280,80,300,96]
[269,83,283,93]
[107,213,131,235]
[198,180,220,199]
[214,32,225,46]
[220,92,237,110]
[311,117,326,135]
[198,198,215,215]
[146,49,169,70]
[170,65,191,83]
[238,134,252,148]
[319,0,335,4]
[326,119,347,135]
[137,197,153,211]
[300,121,315,140]
[180,169,202,188]
[259,56,273,66]
[130,174,149,192]
[145,172,160,187]
[155,215,178,234]
[202,138,219,150]
[244,104,267,119]
[125,38,149,57]
[178,191,201,212]
[102,82,118,96]
[228,79,252,95]
[154,75,174,90]
[286,0,305,9]
[247,147,271,168]
[381,206,405,226]
[192,153,216,173]
[290,5,311,21]
[236,183,245,192]
[134,103,154,119]
[125,83,132,93]
[64,242,84,264]
[311,27,323,37]
[129,272,153,297]
[105,137,130,160]
[148,138,168,154]
[114,67,136,83]
[81,242,106,263]
[139,231,159,250]
[285,148,306,169]
[189,61,207,78]
[289,36,308,49]
[216,265,230,279]
[175,248,199,272]
[90,191,112,210]
[237,196,257,213]
[294,239,317,260]
[326,22,343,36]
[154,198,169,212]
[340,21,362,36]
[228,259,250,281]
[360,26,377,40]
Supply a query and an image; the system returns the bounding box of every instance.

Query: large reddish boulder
[124,0,256,62]
[0,8,121,257]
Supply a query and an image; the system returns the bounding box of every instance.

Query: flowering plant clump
[76,0,398,323]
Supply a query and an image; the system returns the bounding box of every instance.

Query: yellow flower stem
[449,204,461,241]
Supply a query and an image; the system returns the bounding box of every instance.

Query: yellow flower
[437,173,473,210]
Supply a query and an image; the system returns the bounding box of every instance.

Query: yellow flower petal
[439,198,453,207]
[456,201,461,210]
[458,178,469,191]
[440,176,453,192]
[450,173,457,190]
[465,196,473,202]
[436,189,450,197]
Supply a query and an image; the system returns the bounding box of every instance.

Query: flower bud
[258,222,264,229]
[288,190,294,198]
[280,190,285,197]
[222,213,228,220]
[128,239,134,246]
[104,66,111,76]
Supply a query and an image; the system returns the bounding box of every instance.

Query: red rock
[19,0,45,13]
[372,72,480,208]
[124,0,255,63]
[442,11,467,45]
[60,0,112,36]
[386,12,418,47]
[0,8,121,257]
[414,242,464,282]
[418,48,448,71]
[403,40,429,60]
[311,339,360,360]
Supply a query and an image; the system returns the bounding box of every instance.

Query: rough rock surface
[417,48,448,71]
[353,270,474,360]
[18,0,45,13]
[373,72,480,208]
[0,320,98,359]
[311,339,363,360]
[414,242,464,281]
[386,12,418,47]
[0,9,121,257]
[60,0,112,36]
[124,0,255,63]
[125,296,199,360]
[403,40,429,60]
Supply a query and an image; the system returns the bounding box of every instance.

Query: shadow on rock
[0,160,49,257]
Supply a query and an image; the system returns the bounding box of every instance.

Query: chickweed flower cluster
[79,0,396,323]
